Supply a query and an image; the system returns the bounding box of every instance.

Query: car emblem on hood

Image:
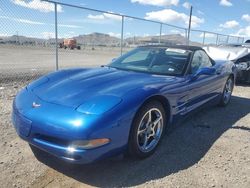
[32,102,41,108]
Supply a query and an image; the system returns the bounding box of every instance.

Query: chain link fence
[0,0,56,119]
[0,0,246,118]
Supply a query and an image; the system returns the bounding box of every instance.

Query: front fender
[87,86,171,150]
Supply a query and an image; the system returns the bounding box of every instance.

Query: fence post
[120,15,124,55]
[226,35,229,44]
[216,34,219,45]
[54,2,58,70]
[159,23,162,44]
[202,31,206,45]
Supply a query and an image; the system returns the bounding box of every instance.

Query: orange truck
[59,38,81,50]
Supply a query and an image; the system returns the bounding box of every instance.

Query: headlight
[68,138,110,150]
[236,62,248,70]
[76,95,122,115]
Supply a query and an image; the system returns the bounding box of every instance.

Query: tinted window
[191,50,212,73]
[109,47,191,75]
[122,50,151,63]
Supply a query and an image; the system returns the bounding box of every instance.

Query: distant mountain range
[0,32,200,46]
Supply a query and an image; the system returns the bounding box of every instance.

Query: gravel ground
[0,46,250,188]
[1,81,250,188]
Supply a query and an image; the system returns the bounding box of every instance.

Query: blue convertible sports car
[12,45,236,164]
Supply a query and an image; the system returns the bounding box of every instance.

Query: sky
[0,0,250,43]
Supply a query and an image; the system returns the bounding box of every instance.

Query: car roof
[138,44,203,51]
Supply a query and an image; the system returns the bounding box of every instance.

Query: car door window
[191,50,213,74]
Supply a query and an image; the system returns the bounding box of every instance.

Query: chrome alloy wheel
[137,108,163,153]
[223,78,233,104]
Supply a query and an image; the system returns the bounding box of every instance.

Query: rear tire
[128,101,166,158]
[219,77,234,106]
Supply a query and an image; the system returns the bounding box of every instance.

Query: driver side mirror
[190,67,216,81]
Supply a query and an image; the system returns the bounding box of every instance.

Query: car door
[185,50,220,113]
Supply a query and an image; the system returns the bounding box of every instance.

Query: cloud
[216,28,223,32]
[57,24,83,28]
[234,26,250,37]
[182,2,191,9]
[0,15,45,25]
[219,0,233,7]
[17,18,45,25]
[103,12,122,21]
[219,20,239,28]
[144,9,204,28]
[199,33,216,38]
[169,29,185,36]
[41,32,55,39]
[60,31,76,38]
[125,32,132,36]
[87,14,105,20]
[0,33,10,37]
[242,14,250,22]
[87,12,121,21]
[197,10,204,15]
[131,0,179,7]
[107,32,132,38]
[108,32,121,38]
[11,0,63,13]
[0,15,83,29]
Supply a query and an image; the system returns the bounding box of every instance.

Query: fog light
[71,138,110,149]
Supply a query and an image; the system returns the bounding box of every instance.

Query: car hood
[31,67,178,108]
[203,46,250,61]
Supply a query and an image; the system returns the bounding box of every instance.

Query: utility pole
[187,6,193,46]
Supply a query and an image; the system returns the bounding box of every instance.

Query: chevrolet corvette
[12,45,236,164]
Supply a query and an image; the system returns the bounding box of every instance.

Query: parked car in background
[12,45,236,164]
[204,45,250,83]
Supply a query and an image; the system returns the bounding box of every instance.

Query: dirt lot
[0,46,250,188]
[0,45,122,71]
[0,45,122,81]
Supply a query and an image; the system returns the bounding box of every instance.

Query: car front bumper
[12,89,131,164]
[12,108,122,164]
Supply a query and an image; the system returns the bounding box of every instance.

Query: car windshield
[109,47,191,75]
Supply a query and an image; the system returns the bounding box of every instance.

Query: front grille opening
[34,134,71,147]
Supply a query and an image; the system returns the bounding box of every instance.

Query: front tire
[128,101,166,158]
[219,77,234,106]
